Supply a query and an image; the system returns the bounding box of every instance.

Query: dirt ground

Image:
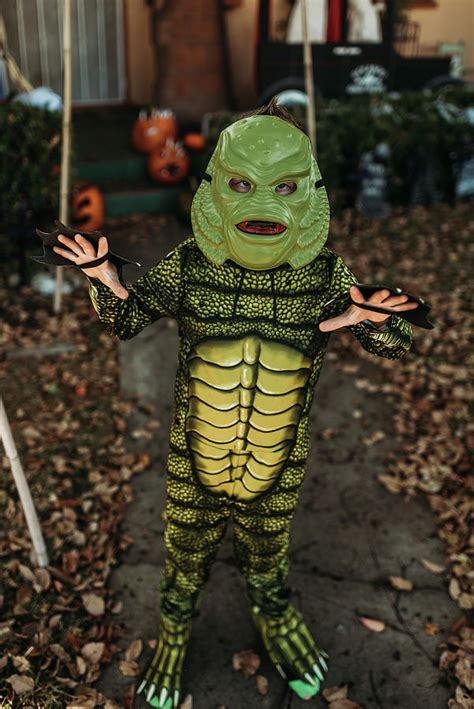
[93,216,459,709]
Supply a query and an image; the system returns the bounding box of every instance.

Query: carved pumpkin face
[71,182,105,232]
[148,140,190,184]
[132,108,178,154]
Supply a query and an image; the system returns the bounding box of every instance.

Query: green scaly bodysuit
[86,115,413,708]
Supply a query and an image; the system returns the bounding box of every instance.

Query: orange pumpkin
[132,108,178,154]
[71,182,105,232]
[183,132,206,151]
[147,139,190,184]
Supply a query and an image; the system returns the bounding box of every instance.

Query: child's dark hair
[237,96,307,134]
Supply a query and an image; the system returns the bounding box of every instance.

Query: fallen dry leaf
[232,650,261,678]
[180,695,193,709]
[256,675,269,695]
[125,638,143,662]
[359,616,385,632]
[82,592,105,616]
[81,642,105,664]
[329,700,362,709]
[389,575,413,591]
[424,622,440,636]
[323,685,348,701]
[119,660,139,677]
[420,558,445,574]
[6,674,35,694]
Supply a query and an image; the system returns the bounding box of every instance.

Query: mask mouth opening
[236,220,286,235]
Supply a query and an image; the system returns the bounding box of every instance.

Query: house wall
[124,0,155,104]
[407,0,474,80]
[123,0,474,114]
[125,0,231,121]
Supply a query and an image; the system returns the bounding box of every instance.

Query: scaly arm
[51,231,185,340]
[319,252,414,360]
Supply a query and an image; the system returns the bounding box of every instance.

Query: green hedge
[0,102,62,228]
[205,87,474,207]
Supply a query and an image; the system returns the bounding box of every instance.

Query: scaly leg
[137,473,230,707]
[233,469,329,700]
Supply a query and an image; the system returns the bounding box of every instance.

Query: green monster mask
[190,114,330,270]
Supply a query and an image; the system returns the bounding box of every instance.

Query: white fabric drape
[286,0,328,44]
[348,0,384,43]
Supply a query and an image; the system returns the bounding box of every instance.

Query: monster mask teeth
[236,220,286,235]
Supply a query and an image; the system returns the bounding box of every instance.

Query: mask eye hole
[229,177,252,193]
[275,181,297,195]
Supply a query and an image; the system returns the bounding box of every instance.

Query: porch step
[103,187,180,217]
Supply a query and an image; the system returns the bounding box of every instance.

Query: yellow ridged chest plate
[186,335,312,501]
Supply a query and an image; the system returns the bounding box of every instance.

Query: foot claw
[137,679,147,694]
[313,663,324,681]
[146,683,156,702]
[276,663,287,679]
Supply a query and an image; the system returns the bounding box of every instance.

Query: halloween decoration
[34,101,431,708]
[183,132,206,151]
[71,182,105,232]
[132,108,178,154]
[147,139,190,184]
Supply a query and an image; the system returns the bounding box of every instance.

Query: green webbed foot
[251,604,329,700]
[136,614,191,708]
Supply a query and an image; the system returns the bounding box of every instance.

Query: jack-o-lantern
[148,139,190,184]
[132,108,178,154]
[71,182,105,232]
[183,132,206,151]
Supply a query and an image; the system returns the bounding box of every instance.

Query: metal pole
[54,0,72,314]
[301,0,317,156]
[0,397,49,568]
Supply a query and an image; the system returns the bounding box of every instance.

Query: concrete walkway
[97,220,457,708]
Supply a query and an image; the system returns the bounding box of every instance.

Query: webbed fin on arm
[321,282,434,329]
[30,220,142,271]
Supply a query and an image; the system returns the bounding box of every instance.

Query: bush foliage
[0,102,62,228]
[205,87,474,207]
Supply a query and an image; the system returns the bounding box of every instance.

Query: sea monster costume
[34,114,433,708]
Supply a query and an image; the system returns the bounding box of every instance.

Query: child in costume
[40,101,429,708]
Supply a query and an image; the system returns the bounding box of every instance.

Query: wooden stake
[301,0,317,156]
[0,397,49,568]
[54,0,72,314]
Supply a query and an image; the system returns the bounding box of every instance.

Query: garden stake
[54,0,72,314]
[301,0,317,156]
[0,397,48,568]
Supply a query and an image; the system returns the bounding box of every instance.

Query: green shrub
[205,87,474,207]
[0,102,62,229]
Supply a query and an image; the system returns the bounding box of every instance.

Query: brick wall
[154,0,231,123]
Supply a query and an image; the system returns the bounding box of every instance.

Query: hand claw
[319,655,329,672]
[304,672,317,686]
